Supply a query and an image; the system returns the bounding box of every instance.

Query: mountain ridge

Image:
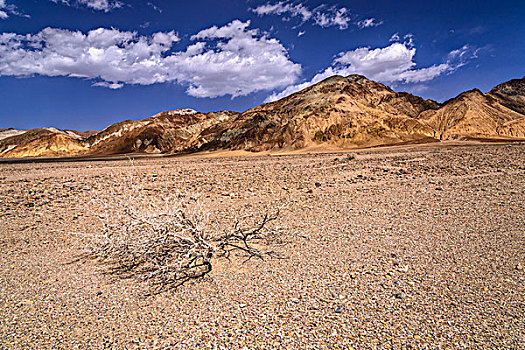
[2,75,525,158]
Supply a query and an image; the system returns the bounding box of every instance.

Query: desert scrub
[84,168,283,292]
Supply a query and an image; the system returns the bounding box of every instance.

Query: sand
[1,143,524,349]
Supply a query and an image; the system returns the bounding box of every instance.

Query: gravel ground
[0,143,524,349]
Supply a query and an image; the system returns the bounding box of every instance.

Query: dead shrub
[84,169,283,292]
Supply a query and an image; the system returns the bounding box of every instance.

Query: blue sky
[0,0,523,130]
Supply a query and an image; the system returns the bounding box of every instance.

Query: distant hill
[0,128,87,158]
[417,86,525,140]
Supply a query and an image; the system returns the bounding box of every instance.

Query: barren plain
[1,142,524,349]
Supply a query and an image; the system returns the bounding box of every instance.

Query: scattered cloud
[312,5,351,30]
[0,0,7,19]
[252,1,379,31]
[402,33,415,47]
[0,0,30,19]
[447,44,482,67]
[390,32,415,47]
[50,0,123,12]
[147,1,162,13]
[265,41,478,102]
[357,18,383,29]
[389,33,400,42]
[0,21,301,98]
[252,1,312,22]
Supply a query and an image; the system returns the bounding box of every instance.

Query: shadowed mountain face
[488,77,525,115]
[2,75,525,158]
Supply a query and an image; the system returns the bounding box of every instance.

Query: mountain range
[1,75,525,159]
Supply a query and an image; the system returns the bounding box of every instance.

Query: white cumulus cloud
[0,21,302,98]
[265,41,477,102]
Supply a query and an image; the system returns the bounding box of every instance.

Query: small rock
[334,306,344,313]
[314,182,322,187]
[291,298,300,304]
[516,263,523,271]
[393,292,405,300]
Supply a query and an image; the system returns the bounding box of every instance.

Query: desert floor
[1,143,524,349]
